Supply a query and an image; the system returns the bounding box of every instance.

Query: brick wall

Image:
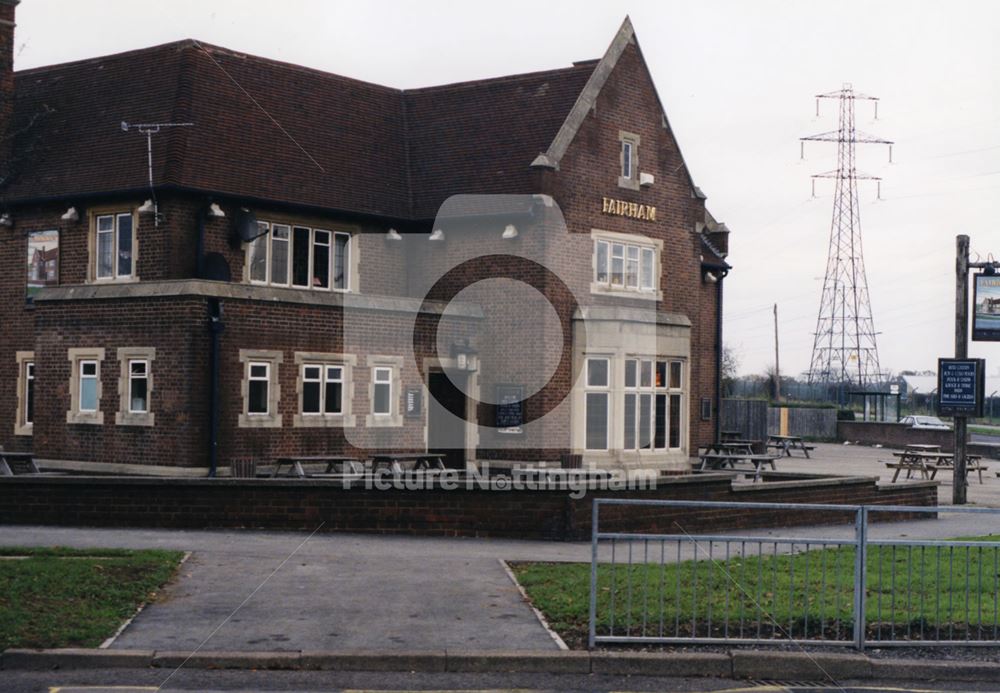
[838,421,954,450]
[0,473,937,540]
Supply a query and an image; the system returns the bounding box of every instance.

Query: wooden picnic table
[701,440,757,456]
[697,451,780,482]
[766,434,814,458]
[887,450,987,483]
[269,455,364,478]
[369,452,447,472]
[903,443,941,452]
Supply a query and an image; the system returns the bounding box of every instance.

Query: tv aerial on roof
[120,120,194,226]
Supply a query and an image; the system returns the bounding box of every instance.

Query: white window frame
[667,360,685,451]
[246,218,353,293]
[67,347,105,425]
[584,356,611,452]
[365,355,403,428]
[372,367,393,416]
[591,230,662,300]
[292,352,358,428]
[116,347,156,426]
[14,351,34,436]
[618,131,640,190]
[91,211,137,282]
[238,350,283,428]
[128,361,149,414]
[624,357,660,453]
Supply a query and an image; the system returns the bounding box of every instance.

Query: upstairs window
[248,221,351,291]
[93,212,135,281]
[618,131,640,190]
[593,233,660,295]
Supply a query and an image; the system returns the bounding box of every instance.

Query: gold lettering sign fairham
[601,197,656,221]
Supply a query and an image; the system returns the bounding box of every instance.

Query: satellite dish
[201,253,232,282]
[235,207,264,244]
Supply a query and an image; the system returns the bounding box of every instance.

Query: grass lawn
[512,535,1000,648]
[0,546,184,649]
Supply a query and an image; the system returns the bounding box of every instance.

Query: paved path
[0,527,576,652]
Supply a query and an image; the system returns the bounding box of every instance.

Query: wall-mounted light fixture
[0,213,12,227]
[501,224,518,240]
[386,228,402,241]
[60,206,79,222]
[428,228,445,242]
[137,199,155,214]
[207,203,226,218]
[451,340,479,372]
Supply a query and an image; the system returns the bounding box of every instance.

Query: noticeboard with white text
[937,358,985,417]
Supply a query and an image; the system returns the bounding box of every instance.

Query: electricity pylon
[801,84,892,389]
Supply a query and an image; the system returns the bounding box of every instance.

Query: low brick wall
[0,473,937,541]
[838,421,954,450]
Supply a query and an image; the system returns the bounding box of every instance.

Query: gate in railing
[589,500,1000,650]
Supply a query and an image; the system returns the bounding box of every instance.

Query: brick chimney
[0,0,17,168]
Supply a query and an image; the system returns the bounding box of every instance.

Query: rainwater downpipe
[715,269,728,444]
[208,298,224,477]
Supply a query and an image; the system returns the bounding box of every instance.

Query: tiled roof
[1,40,594,220]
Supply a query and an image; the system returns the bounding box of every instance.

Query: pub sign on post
[973,274,1000,341]
[937,358,985,417]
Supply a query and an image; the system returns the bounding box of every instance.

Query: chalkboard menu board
[938,358,984,416]
[496,384,524,434]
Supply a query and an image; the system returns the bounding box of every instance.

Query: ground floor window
[365,356,403,428]
[14,352,34,435]
[583,355,685,453]
[238,350,283,428]
[293,352,357,428]
[585,357,610,450]
[67,347,105,425]
[116,347,156,426]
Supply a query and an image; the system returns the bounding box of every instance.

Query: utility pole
[773,303,781,401]
[954,235,969,505]
[802,85,893,390]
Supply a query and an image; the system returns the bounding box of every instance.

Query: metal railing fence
[589,499,1000,650]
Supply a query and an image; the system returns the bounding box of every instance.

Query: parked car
[899,415,952,430]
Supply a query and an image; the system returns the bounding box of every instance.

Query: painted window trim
[116,347,156,426]
[245,217,357,293]
[590,229,663,301]
[238,349,283,428]
[584,356,611,451]
[67,347,105,425]
[365,355,403,428]
[88,208,138,284]
[618,130,641,190]
[292,352,357,428]
[14,351,34,436]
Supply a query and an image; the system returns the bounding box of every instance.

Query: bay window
[585,357,610,450]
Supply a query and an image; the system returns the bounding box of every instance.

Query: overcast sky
[13,0,1000,378]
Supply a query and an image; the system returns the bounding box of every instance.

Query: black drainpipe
[196,207,207,279]
[714,269,729,445]
[208,298,224,477]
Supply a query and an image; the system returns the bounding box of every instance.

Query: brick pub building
[0,1,731,476]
